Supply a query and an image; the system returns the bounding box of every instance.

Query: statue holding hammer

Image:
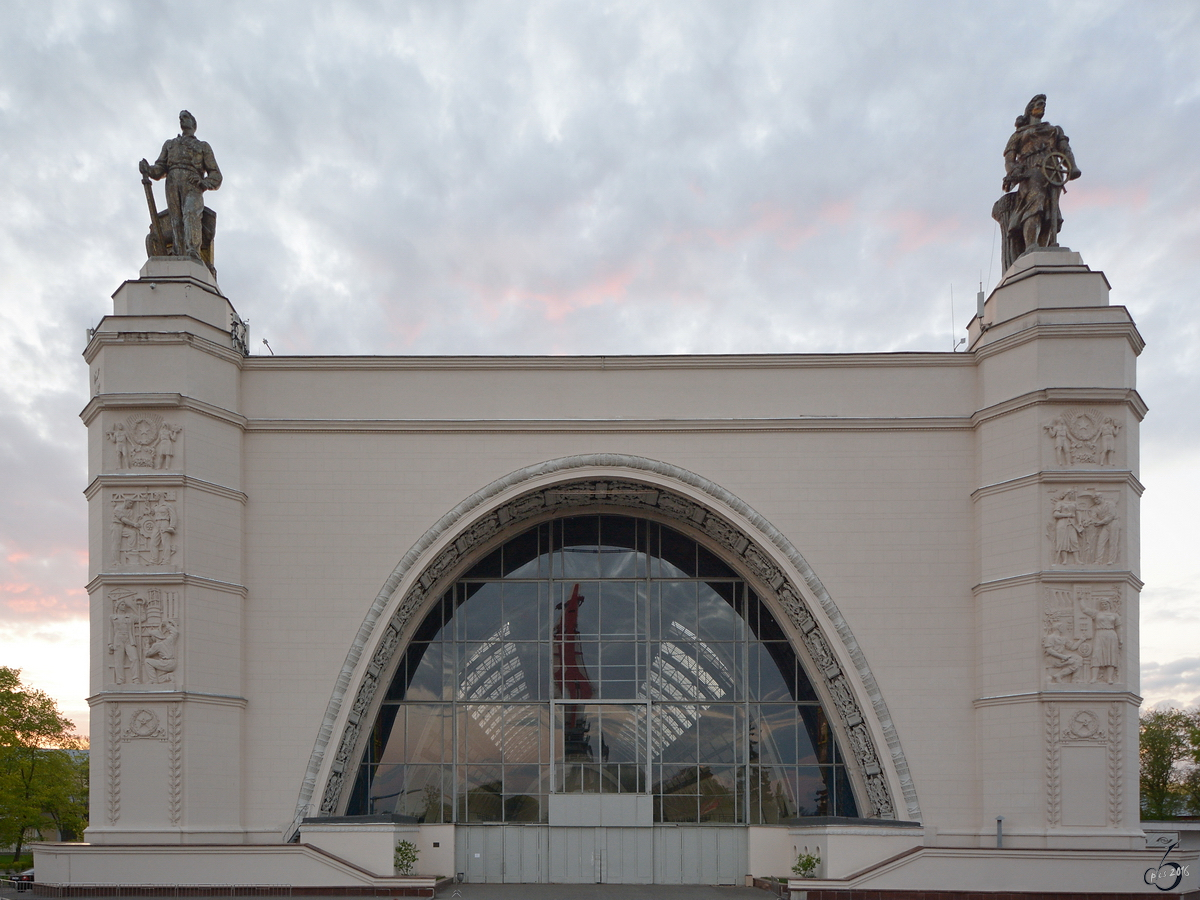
[139,110,222,269]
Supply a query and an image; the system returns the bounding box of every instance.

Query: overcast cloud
[1,1,1198,734]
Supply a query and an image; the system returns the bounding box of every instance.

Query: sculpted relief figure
[140,110,221,269]
[155,423,182,469]
[110,596,144,685]
[1051,490,1082,566]
[107,415,183,470]
[110,500,140,566]
[107,422,130,468]
[1079,490,1120,566]
[1047,489,1120,566]
[1042,618,1085,683]
[142,619,180,683]
[1043,588,1123,686]
[109,491,179,568]
[1044,415,1072,466]
[107,589,180,686]
[1097,417,1120,466]
[1043,409,1121,467]
[1081,598,1122,684]
[992,94,1081,271]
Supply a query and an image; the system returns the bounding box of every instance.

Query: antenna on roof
[950,283,957,350]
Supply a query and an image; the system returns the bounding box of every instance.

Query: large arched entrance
[345,512,859,826]
[296,458,918,880]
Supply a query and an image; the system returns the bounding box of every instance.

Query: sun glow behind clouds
[0,0,1198,730]
[5,618,91,736]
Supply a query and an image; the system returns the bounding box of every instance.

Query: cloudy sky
[1,1,1198,736]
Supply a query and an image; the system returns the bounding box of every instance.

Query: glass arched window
[347,514,858,824]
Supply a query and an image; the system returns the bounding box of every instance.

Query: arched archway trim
[292,455,920,835]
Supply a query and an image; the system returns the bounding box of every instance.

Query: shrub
[394,839,419,876]
[792,848,821,878]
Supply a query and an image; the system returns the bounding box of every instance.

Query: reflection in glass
[349,514,859,823]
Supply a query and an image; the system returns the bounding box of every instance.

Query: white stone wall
[75,250,1146,884]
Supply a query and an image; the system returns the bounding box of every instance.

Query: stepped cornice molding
[971,470,1144,501]
[81,393,245,429]
[87,690,247,709]
[84,473,247,504]
[973,309,1145,360]
[84,329,244,366]
[111,272,228,300]
[974,690,1140,709]
[970,387,1148,426]
[86,572,247,597]
[243,415,974,435]
[241,351,978,372]
[972,570,1143,595]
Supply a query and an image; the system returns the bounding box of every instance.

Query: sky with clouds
[1,1,1198,736]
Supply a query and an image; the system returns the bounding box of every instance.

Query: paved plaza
[434,886,766,900]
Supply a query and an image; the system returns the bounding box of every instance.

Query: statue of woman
[1081,599,1121,684]
[1052,490,1081,565]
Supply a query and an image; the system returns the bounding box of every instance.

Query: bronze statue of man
[140,110,222,263]
[992,95,1081,271]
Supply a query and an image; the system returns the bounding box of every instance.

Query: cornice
[973,315,1145,361]
[86,572,247,597]
[84,329,244,366]
[243,415,975,435]
[240,351,978,372]
[84,473,247,504]
[971,470,1145,501]
[110,273,228,301]
[80,393,246,429]
[972,570,1144,596]
[971,387,1148,427]
[973,690,1141,709]
[995,265,1112,291]
[87,690,247,709]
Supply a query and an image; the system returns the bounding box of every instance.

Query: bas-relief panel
[105,703,183,827]
[107,587,180,687]
[106,414,182,470]
[1042,585,1122,687]
[1044,703,1123,828]
[1043,408,1121,467]
[108,490,179,569]
[1046,488,1120,567]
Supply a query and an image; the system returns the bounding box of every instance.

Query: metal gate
[455,825,746,884]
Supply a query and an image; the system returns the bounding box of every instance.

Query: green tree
[1140,707,1191,819]
[0,667,88,860]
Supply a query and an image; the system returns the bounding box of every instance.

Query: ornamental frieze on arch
[295,454,920,833]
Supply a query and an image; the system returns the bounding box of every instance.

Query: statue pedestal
[968,245,1144,845]
[970,248,1110,346]
[107,257,240,349]
[83,256,247,844]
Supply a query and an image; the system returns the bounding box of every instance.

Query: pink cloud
[463,267,638,325]
[701,201,820,251]
[1062,182,1149,211]
[883,208,965,257]
[525,269,635,322]
[0,545,89,621]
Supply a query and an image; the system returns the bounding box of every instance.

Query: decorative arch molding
[292,454,920,836]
